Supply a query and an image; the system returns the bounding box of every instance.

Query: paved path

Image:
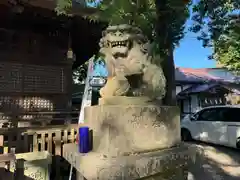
[187,142,240,180]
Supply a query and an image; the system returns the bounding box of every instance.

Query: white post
[78,56,95,124]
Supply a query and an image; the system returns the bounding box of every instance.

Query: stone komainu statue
[99,24,166,101]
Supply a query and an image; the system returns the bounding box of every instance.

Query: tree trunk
[155,0,176,106]
[161,47,176,105]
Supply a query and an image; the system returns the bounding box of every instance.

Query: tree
[57,0,190,105]
[225,93,240,105]
[191,0,240,74]
[214,15,240,73]
[73,62,88,84]
[57,0,159,41]
[155,0,190,105]
[56,0,72,15]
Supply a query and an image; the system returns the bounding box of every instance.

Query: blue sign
[92,58,108,77]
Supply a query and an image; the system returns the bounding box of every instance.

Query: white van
[181,105,240,149]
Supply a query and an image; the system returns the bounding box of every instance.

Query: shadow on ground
[187,142,240,180]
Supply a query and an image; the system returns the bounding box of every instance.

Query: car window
[197,108,222,121]
[191,112,199,120]
[219,108,240,122]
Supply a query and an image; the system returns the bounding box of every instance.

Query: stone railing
[0,124,78,154]
[0,124,78,180]
[0,153,25,180]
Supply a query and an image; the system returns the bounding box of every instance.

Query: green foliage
[57,0,190,84]
[56,0,72,15]
[155,0,190,56]
[97,0,188,58]
[191,0,240,73]
[56,0,189,45]
[214,15,240,73]
[83,0,158,41]
[225,93,240,105]
[73,63,88,84]
[72,55,105,84]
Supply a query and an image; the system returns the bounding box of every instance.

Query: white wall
[176,86,182,95]
[181,94,201,115]
[183,99,190,113]
[176,85,192,95]
[191,95,200,113]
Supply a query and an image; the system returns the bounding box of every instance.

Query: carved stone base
[63,143,194,180]
[98,96,153,105]
[84,104,181,156]
[9,151,51,180]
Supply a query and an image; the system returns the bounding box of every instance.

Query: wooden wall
[0,5,72,126]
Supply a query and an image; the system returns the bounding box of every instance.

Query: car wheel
[181,129,192,142]
[236,138,240,149]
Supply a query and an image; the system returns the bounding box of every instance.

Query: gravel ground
[187,142,240,180]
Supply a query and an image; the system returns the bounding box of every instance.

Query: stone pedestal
[63,143,194,180]
[84,104,181,156]
[65,98,194,179]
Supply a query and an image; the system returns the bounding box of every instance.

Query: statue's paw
[132,89,144,96]
[100,82,121,97]
[99,87,106,97]
[100,86,113,97]
[115,86,130,96]
[100,76,131,97]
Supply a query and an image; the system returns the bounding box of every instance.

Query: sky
[174,23,216,68]
[174,0,216,68]
[86,1,216,69]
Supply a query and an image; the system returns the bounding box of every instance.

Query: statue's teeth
[110,41,128,47]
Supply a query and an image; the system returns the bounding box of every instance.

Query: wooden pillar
[65,30,73,125]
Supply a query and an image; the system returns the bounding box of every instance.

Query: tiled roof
[175,68,204,83]
[175,67,238,83]
[177,68,222,80]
